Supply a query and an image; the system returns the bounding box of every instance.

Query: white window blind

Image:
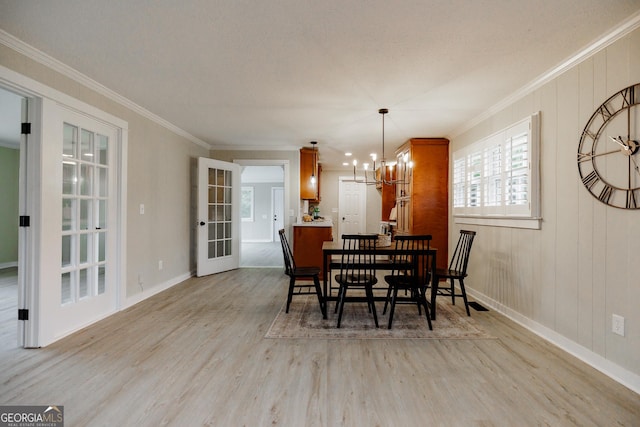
[453,113,541,229]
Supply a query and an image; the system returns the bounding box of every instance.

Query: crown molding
[0,29,211,150]
[451,10,640,138]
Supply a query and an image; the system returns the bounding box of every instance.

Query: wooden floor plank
[0,268,638,426]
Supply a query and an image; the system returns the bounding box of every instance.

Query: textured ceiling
[1,0,640,169]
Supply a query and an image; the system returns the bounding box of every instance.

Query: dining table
[321,240,441,320]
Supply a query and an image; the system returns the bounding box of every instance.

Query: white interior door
[197,157,241,276]
[272,187,284,241]
[39,101,120,346]
[338,177,367,240]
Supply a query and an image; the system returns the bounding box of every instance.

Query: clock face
[577,83,640,209]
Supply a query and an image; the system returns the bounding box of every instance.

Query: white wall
[0,43,210,303]
[451,28,640,389]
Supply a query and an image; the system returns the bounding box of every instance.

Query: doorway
[0,87,22,348]
[237,162,287,268]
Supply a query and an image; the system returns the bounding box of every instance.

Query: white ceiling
[1,1,640,169]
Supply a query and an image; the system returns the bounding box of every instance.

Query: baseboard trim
[123,272,193,309]
[467,288,640,395]
[0,261,18,270]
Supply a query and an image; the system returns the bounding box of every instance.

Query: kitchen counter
[294,219,333,227]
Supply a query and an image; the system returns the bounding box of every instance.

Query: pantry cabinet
[395,138,449,269]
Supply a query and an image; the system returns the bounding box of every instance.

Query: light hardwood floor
[241,241,283,267]
[0,268,638,426]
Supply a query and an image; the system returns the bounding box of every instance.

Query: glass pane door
[61,123,109,305]
[197,157,240,277]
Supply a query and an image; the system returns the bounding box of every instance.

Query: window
[241,186,254,222]
[453,112,541,229]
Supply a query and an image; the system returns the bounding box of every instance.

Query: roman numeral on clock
[621,86,634,108]
[598,184,614,204]
[627,189,638,209]
[598,104,612,121]
[582,171,599,189]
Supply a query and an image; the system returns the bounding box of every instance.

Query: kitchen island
[293,219,333,280]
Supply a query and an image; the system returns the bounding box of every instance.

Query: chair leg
[286,277,296,313]
[382,285,393,315]
[459,278,470,316]
[336,285,348,328]
[450,278,456,305]
[418,288,432,330]
[413,288,422,315]
[312,275,327,319]
[387,286,399,329]
[365,285,379,328]
[335,283,344,314]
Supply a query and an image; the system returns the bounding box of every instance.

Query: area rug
[265,295,496,339]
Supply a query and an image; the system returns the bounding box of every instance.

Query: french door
[39,102,120,345]
[197,157,241,276]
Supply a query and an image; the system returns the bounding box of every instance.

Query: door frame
[271,186,284,241]
[0,65,128,347]
[234,159,290,239]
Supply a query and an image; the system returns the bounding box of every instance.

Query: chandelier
[348,108,412,186]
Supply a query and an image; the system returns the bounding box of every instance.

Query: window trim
[453,112,541,229]
[241,186,254,222]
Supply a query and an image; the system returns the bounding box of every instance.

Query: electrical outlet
[158,260,163,270]
[139,204,145,215]
[612,314,625,337]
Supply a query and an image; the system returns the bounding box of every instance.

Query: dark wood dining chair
[383,234,434,329]
[278,229,326,319]
[433,229,476,316]
[334,234,379,328]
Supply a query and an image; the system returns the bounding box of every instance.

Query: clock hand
[581,148,623,159]
[609,136,629,150]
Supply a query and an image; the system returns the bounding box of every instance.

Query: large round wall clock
[577,82,640,209]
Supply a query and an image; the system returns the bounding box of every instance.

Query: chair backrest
[339,234,378,284]
[392,234,435,286]
[449,230,476,275]
[278,229,296,276]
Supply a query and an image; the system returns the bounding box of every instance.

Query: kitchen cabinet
[300,147,320,201]
[293,223,332,279]
[395,138,449,269]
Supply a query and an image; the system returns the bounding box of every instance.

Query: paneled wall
[451,28,640,384]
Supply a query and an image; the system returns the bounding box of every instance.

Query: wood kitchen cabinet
[293,225,332,279]
[300,147,320,201]
[395,138,449,269]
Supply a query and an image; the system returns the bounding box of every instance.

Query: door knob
[199,221,205,226]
